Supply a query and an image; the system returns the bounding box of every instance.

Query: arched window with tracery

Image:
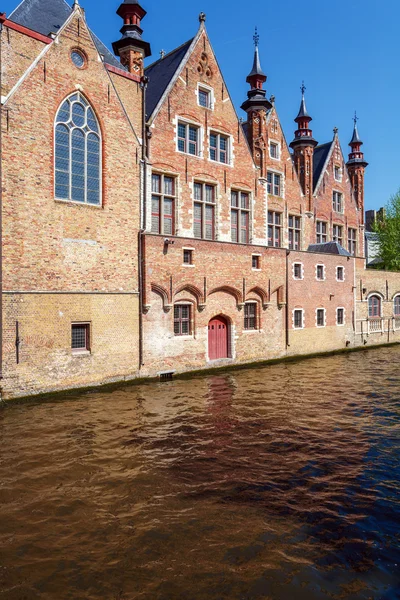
[55,92,101,205]
[368,295,381,318]
[394,295,400,316]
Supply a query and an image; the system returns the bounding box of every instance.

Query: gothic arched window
[55,92,101,205]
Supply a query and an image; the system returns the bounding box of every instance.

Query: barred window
[316,309,325,327]
[289,215,301,250]
[183,249,193,265]
[333,224,343,245]
[267,172,281,196]
[71,323,90,352]
[268,211,281,247]
[151,173,175,235]
[244,303,257,330]
[231,191,250,243]
[174,305,191,336]
[193,182,215,240]
[316,221,327,244]
[55,92,101,205]
[178,122,199,156]
[337,308,345,325]
[210,132,228,164]
[293,263,302,280]
[316,265,325,280]
[337,266,344,281]
[348,228,357,255]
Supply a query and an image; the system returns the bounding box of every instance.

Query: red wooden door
[208,316,229,360]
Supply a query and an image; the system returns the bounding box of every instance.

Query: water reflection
[1,348,400,599]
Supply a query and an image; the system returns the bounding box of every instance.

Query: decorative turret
[241,29,272,177]
[290,83,318,212]
[112,0,151,76]
[347,113,368,223]
[241,29,272,114]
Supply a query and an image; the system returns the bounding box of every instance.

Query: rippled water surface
[2,348,400,599]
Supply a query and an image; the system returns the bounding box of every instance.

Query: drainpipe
[0,21,4,385]
[286,250,290,349]
[138,75,149,369]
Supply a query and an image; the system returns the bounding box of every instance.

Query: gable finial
[333,126,339,136]
[199,12,206,23]
[72,0,80,8]
[160,49,166,59]
[253,27,259,47]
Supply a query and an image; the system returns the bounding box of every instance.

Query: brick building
[0,0,399,399]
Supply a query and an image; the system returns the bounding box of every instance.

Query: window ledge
[242,329,260,334]
[55,198,102,210]
[72,350,91,357]
[182,264,195,268]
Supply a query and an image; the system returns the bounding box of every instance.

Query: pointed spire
[296,82,310,120]
[246,28,267,86]
[350,112,362,145]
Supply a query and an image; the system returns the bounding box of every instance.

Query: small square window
[337,308,345,325]
[337,266,344,281]
[198,88,211,108]
[294,310,303,329]
[72,323,90,352]
[183,249,193,265]
[316,265,325,280]
[293,263,302,279]
[252,255,260,269]
[316,309,325,327]
[270,142,279,159]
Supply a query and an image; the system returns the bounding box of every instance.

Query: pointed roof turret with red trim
[241,29,272,112]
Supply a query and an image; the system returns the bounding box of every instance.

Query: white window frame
[292,262,304,280]
[315,308,326,328]
[334,165,342,182]
[333,190,344,214]
[316,264,326,281]
[182,247,195,267]
[332,224,344,246]
[252,253,261,271]
[208,129,232,166]
[176,116,203,158]
[197,82,214,110]
[316,221,328,244]
[367,293,383,318]
[266,170,284,198]
[293,309,305,330]
[336,307,346,326]
[269,140,280,160]
[336,266,345,282]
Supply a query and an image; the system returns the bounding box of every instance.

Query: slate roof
[296,95,310,120]
[312,142,332,190]
[145,38,193,118]
[247,47,266,80]
[9,0,124,69]
[307,242,352,256]
[350,123,362,145]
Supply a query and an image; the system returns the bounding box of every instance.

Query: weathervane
[301,81,306,96]
[354,111,359,126]
[253,27,259,47]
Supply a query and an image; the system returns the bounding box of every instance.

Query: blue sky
[4,0,399,210]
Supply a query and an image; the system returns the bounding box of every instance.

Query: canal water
[1,348,400,600]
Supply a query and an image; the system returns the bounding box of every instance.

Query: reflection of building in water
[2,0,400,399]
[206,375,237,433]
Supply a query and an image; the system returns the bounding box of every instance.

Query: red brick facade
[0,0,398,398]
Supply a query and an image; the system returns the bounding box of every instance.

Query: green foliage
[373,190,400,271]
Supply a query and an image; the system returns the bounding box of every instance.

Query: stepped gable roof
[312,141,332,190]
[307,242,352,256]
[145,38,193,118]
[9,0,123,69]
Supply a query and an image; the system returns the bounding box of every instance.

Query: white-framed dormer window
[269,141,280,160]
[197,83,214,109]
[209,131,229,164]
[177,120,202,157]
[316,264,326,281]
[55,92,101,206]
[334,165,342,182]
[316,308,326,328]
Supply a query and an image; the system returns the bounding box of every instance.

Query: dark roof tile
[9,0,123,70]
[145,38,193,118]
[307,242,351,256]
[313,142,332,190]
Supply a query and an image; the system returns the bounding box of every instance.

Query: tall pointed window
[55,92,101,205]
